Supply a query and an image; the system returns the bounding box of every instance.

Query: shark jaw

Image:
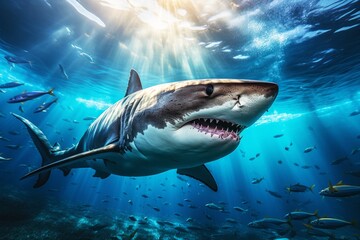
[186,118,245,142]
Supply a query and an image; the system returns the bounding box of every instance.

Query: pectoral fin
[177,165,218,192]
[20,144,119,180]
[93,170,111,179]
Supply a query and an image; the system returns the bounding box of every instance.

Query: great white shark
[13,69,278,191]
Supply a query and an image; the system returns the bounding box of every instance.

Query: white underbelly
[85,143,170,176]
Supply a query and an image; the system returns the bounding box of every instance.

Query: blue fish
[34,98,58,113]
[0,81,24,88]
[5,55,31,67]
[319,180,360,197]
[59,64,69,79]
[310,218,355,229]
[7,89,54,103]
[287,183,315,193]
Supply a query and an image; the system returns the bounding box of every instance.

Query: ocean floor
[0,185,359,240]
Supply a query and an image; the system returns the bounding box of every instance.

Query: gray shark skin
[13,69,278,191]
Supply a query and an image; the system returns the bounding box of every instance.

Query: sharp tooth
[209,119,213,123]
[216,119,219,124]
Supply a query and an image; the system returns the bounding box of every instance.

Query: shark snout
[253,82,279,99]
[231,81,278,126]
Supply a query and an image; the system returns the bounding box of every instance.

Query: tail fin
[314,210,319,218]
[303,223,313,230]
[12,113,55,188]
[286,217,293,227]
[309,184,315,192]
[48,88,55,96]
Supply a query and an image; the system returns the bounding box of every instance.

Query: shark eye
[205,84,214,96]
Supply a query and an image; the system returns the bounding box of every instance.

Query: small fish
[266,189,282,199]
[301,165,311,169]
[248,218,291,229]
[0,81,24,88]
[19,105,24,113]
[34,98,58,113]
[4,55,31,66]
[314,165,320,170]
[5,144,22,150]
[152,207,160,212]
[0,155,12,161]
[249,157,255,161]
[0,89,5,93]
[319,180,360,197]
[205,203,224,211]
[273,134,284,138]
[8,130,20,135]
[310,217,355,229]
[278,160,283,164]
[83,116,96,121]
[284,147,289,151]
[128,215,136,221]
[256,200,262,204]
[284,210,318,220]
[128,200,133,205]
[79,52,94,63]
[186,217,193,223]
[8,88,55,103]
[226,218,237,224]
[304,225,335,238]
[255,153,260,158]
[304,146,316,153]
[294,162,299,167]
[59,64,69,79]
[251,177,264,184]
[174,226,187,232]
[233,206,248,212]
[0,136,11,142]
[351,147,360,155]
[331,156,348,165]
[349,111,360,116]
[287,183,315,193]
[141,194,149,198]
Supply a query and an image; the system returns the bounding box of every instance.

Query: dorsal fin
[328,181,337,192]
[125,69,142,97]
[336,180,343,186]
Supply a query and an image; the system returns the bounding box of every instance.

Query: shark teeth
[188,118,246,141]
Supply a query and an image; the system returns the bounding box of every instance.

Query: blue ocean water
[0,0,359,239]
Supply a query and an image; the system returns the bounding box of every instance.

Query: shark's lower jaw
[185,118,246,142]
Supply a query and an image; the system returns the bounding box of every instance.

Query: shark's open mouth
[186,118,245,141]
